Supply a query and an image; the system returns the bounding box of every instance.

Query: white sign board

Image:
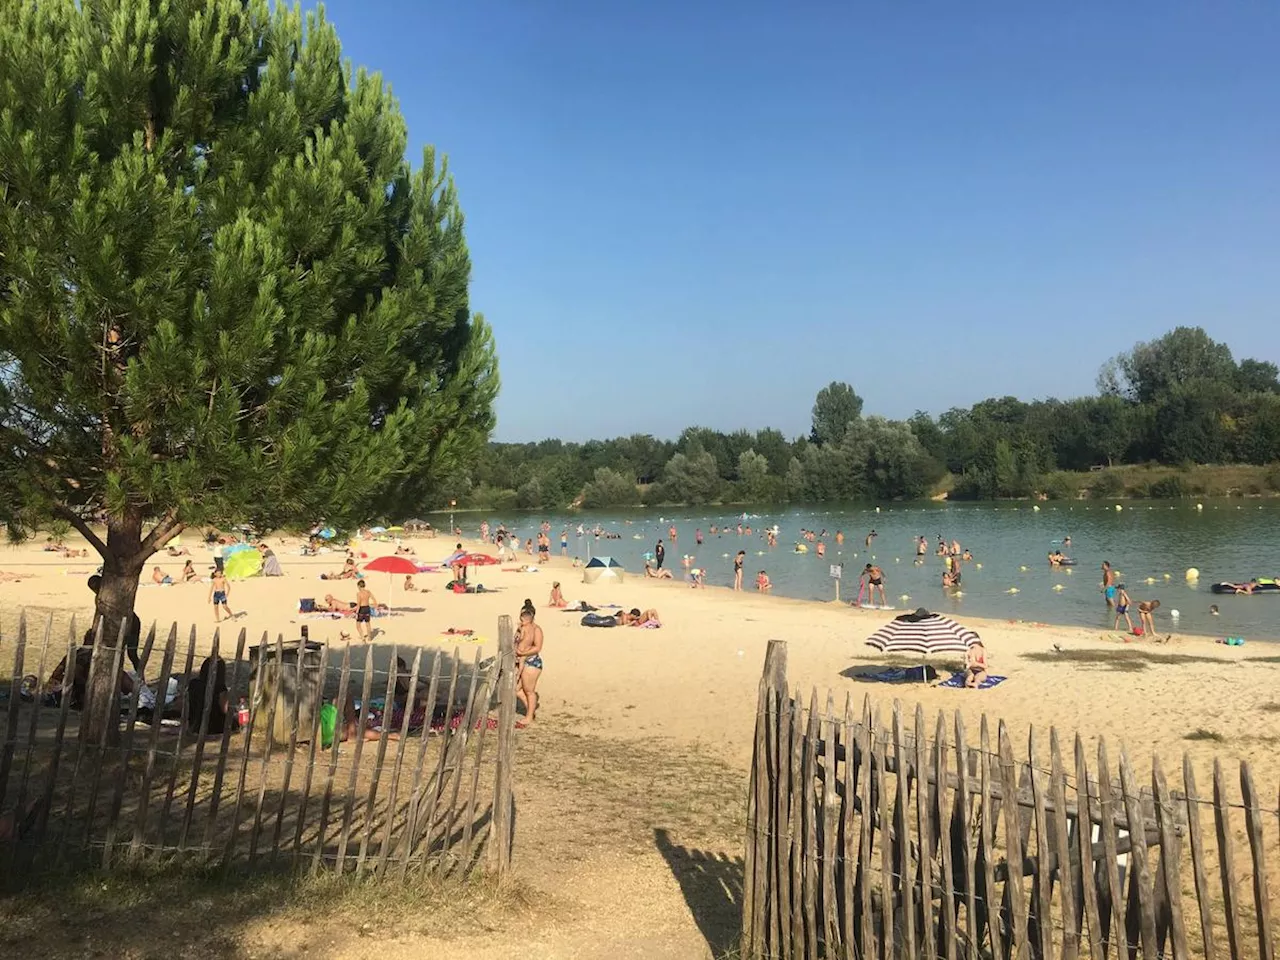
[829,564,843,580]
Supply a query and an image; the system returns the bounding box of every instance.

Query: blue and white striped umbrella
[865,612,981,656]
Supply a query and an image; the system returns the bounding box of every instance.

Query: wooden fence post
[489,615,518,875]
[742,639,787,959]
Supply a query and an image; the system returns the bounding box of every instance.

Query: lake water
[465,501,1280,641]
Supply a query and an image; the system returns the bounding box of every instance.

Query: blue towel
[939,672,1006,690]
[858,667,910,683]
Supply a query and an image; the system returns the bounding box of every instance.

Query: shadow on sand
[654,827,743,958]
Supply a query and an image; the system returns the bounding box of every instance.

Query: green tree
[1236,359,1280,395]
[0,0,497,731]
[1100,326,1236,404]
[737,449,770,500]
[581,467,639,507]
[810,382,864,446]
[663,444,721,503]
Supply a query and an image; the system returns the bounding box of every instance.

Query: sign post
[830,563,843,603]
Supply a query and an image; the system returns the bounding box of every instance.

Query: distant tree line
[453,327,1280,509]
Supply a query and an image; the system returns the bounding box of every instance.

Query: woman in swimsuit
[867,564,886,607]
[733,551,745,591]
[515,606,544,727]
[964,642,988,688]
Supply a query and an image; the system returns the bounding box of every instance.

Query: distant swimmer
[961,549,973,561]
[835,531,844,545]
[1063,536,1072,549]
[916,536,927,559]
[1049,550,1065,567]
[695,528,703,545]
[865,529,877,548]
[816,541,825,558]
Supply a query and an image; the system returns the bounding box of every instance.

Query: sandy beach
[3,531,1279,958]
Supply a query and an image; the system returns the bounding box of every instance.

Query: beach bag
[905,665,938,683]
[299,598,316,613]
[319,703,338,748]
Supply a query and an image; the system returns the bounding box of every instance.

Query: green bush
[1087,472,1125,498]
[1038,472,1081,501]
[467,483,518,512]
[1266,464,1280,493]
[1147,475,1187,499]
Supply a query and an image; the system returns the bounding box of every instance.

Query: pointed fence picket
[741,639,1280,960]
[0,611,517,887]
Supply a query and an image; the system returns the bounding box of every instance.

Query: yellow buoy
[1019,565,1028,572]
[1065,568,1073,575]
[1185,567,1199,581]
[975,563,983,570]
[1163,573,1171,580]
[1032,505,1041,512]
[899,594,911,602]
[1007,587,1020,594]
[1114,504,1123,511]
[1052,584,1065,591]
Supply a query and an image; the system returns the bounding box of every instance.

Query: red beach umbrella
[362,554,420,595]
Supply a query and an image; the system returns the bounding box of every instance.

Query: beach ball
[1185,567,1200,581]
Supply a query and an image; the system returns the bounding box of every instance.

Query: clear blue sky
[318,1,1279,442]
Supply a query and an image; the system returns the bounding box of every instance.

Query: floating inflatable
[1210,581,1280,595]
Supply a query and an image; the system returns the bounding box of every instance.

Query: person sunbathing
[644,561,673,580]
[964,642,988,688]
[151,566,173,585]
[181,560,198,582]
[322,558,359,580]
[548,582,567,608]
[618,607,661,626]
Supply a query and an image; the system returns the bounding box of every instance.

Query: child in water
[756,571,772,593]
[1113,585,1134,633]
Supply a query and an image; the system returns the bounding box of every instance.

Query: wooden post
[291,640,332,869]
[414,648,462,871]
[0,611,24,811]
[1151,755,1189,960]
[59,618,107,857]
[877,718,895,960]
[334,643,376,874]
[10,615,54,859]
[270,632,309,860]
[311,643,353,875]
[934,713,957,960]
[894,703,917,955]
[953,712,978,960]
[490,615,518,876]
[1048,730,1079,960]
[178,628,221,853]
[1027,729,1054,960]
[974,718,1002,960]
[801,689,820,960]
[915,705,937,960]
[376,647,421,877]
[435,649,486,866]
[81,622,128,853]
[1095,738,1126,955]
[30,622,79,854]
[1181,756,1216,960]
[101,622,157,866]
[1073,736,1104,960]
[743,639,786,957]
[154,624,198,849]
[223,634,270,868]
[997,722,1028,959]
[458,671,496,869]
[202,627,248,853]
[1239,761,1275,960]
[399,650,442,881]
[856,701,875,960]
[1212,759,1243,959]
[355,645,401,875]
[1118,749,1158,960]
[788,690,806,956]
[819,693,840,956]
[247,633,285,866]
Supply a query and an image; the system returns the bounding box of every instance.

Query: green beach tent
[224,549,263,580]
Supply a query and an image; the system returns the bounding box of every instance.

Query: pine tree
[0,1,498,733]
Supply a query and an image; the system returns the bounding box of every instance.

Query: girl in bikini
[514,606,544,727]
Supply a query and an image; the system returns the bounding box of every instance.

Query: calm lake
[467,501,1280,641]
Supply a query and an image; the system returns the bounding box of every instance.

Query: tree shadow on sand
[653,827,743,958]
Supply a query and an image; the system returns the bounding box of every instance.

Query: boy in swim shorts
[209,570,235,622]
[354,579,378,642]
[1113,585,1133,633]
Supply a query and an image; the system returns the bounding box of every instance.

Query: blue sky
[318,1,1279,442]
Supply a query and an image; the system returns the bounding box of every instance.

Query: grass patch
[0,861,532,956]
[1184,728,1226,743]
[1023,648,1222,673]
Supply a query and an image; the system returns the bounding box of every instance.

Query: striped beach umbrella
[865,609,981,656]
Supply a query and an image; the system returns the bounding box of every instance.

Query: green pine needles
[0,1,499,599]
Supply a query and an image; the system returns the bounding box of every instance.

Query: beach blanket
[855,665,938,684]
[939,672,1007,690]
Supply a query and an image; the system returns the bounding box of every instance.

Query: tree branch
[55,505,109,557]
[139,510,184,558]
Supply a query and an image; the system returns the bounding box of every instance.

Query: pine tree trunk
[81,509,147,744]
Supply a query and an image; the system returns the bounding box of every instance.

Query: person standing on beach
[354,579,377,642]
[560,529,568,556]
[514,605,544,728]
[209,569,235,622]
[1101,561,1116,608]
[733,550,745,590]
[480,520,490,543]
[655,539,666,570]
[1113,585,1134,633]
[866,563,887,607]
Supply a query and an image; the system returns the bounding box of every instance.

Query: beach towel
[939,672,1007,690]
[855,665,938,683]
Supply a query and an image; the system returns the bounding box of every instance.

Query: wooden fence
[741,640,1280,959]
[0,610,518,887]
